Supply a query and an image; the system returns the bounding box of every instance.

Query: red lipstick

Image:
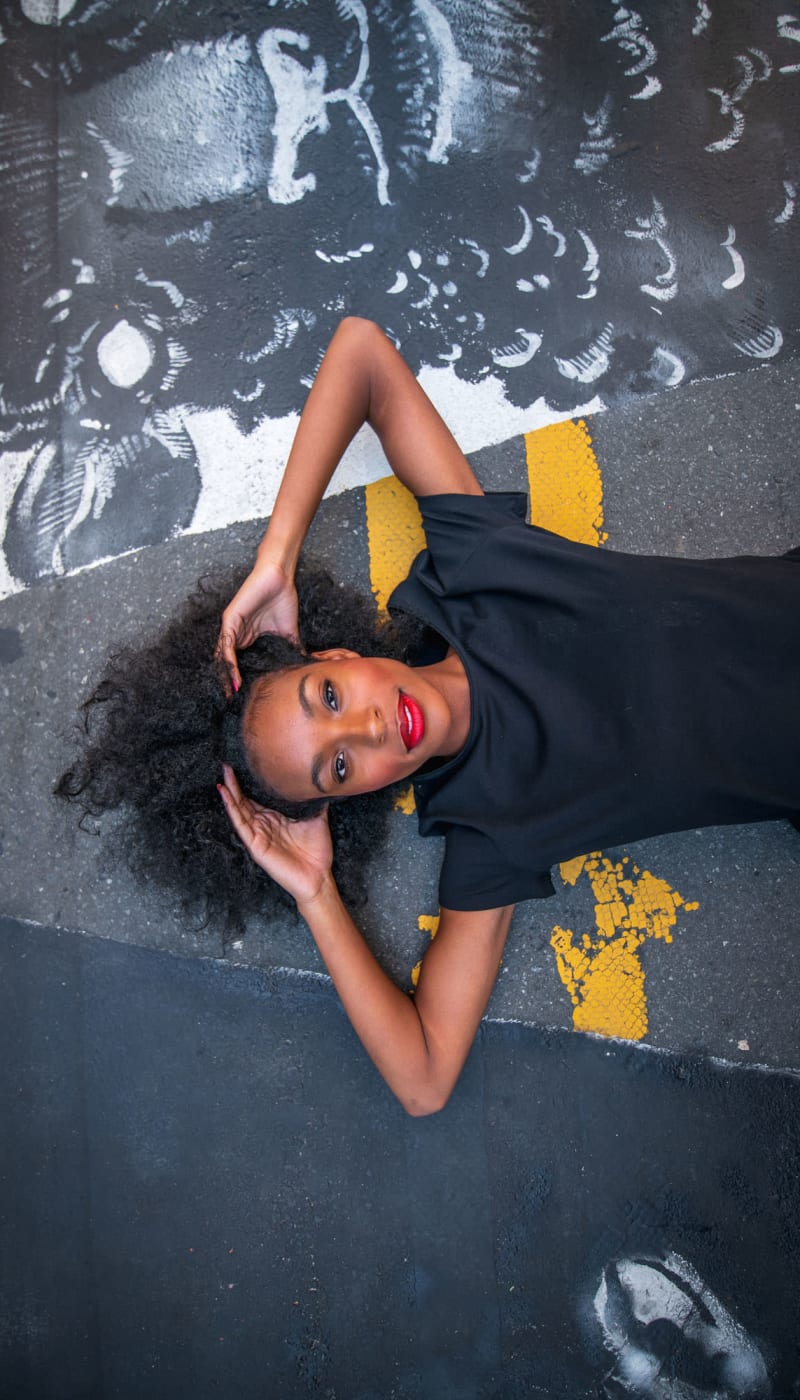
[398,691,425,752]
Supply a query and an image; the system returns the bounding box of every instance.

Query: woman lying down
[59,318,800,1116]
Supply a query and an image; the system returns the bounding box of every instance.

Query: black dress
[388,493,800,912]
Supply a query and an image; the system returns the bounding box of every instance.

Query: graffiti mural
[1,0,798,591]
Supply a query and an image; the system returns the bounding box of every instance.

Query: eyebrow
[298,673,328,795]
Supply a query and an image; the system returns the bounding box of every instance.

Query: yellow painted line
[411,914,440,989]
[364,419,697,1034]
[525,418,607,545]
[552,854,698,1039]
[365,475,426,614]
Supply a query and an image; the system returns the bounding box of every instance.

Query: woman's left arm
[218,766,512,1117]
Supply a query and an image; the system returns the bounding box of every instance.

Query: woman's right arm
[217,765,512,1116]
[217,316,483,687]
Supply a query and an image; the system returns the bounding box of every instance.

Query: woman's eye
[323,680,338,711]
[333,752,347,784]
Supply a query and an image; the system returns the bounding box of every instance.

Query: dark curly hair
[56,560,426,941]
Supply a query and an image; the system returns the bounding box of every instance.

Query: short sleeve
[412,492,528,588]
[438,825,555,911]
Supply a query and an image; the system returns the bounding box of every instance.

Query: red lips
[398,690,425,751]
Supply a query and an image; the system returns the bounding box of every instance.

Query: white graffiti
[706,48,772,153]
[85,121,133,203]
[413,0,472,162]
[555,323,614,383]
[593,1252,771,1399]
[693,1,712,36]
[517,148,541,183]
[777,13,800,71]
[601,6,662,100]
[775,179,797,222]
[135,271,186,308]
[625,197,678,301]
[257,3,391,206]
[734,323,784,358]
[649,345,686,386]
[315,242,375,264]
[576,229,601,299]
[459,238,490,277]
[491,330,542,368]
[536,215,567,258]
[503,206,534,256]
[721,225,746,289]
[241,309,316,363]
[575,96,617,176]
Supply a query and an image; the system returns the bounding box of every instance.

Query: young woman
[210,317,799,1115]
[61,317,799,1117]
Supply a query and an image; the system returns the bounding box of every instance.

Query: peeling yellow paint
[410,913,441,989]
[393,784,416,815]
[525,418,607,545]
[365,475,426,615]
[551,853,698,1040]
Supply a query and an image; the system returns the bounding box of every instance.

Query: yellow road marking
[411,914,440,989]
[365,476,425,614]
[525,418,607,544]
[552,854,698,1039]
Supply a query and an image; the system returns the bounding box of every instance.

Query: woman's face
[243,649,460,802]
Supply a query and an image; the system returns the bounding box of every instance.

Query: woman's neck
[421,649,471,758]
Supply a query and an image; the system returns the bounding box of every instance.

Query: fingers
[214,628,242,696]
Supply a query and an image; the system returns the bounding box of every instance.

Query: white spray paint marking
[625,197,678,301]
[601,6,662,100]
[706,48,772,153]
[135,271,185,309]
[71,258,96,285]
[257,4,391,207]
[778,13,800,70]
[241,309,316,364]
[460,238,490,277]
[693,1,712,36]
[575,96,617,175]
[491,330,542,368]
[576,229,601,299]
[555,323,615,383]
[386,271,409,294]
[503,206,533,256]
[536,216,567,257]
[734,323,784,358]
[315,243,374,263]
[775,179,797,222]
[413,0,472,163]
[649,345,685,386]
[21,0,77,21]
[721,225,746,289]
[593,1251,770,1399]
[85,121,133,203]
[96,321,153,388]
[517,149,541,183]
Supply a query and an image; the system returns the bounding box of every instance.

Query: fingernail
[232,676,240,694]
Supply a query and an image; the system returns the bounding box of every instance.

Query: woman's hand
[217,764,332,906]
[215,558,300,693]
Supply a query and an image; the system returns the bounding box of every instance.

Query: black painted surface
[1,0,799,582]
[2,918,798,1398]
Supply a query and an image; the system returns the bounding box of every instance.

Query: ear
[310,647,360,662]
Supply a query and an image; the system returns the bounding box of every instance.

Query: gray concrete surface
[2,360,797,1071]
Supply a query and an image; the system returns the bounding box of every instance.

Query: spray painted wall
[1,0,798,592]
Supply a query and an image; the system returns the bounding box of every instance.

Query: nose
[342,703,386,747]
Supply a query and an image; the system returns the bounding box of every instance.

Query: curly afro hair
[56,559,426,942]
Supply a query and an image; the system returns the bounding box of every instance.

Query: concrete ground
[2,359,798,1071]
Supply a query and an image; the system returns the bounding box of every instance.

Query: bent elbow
[399,1081,453,1118]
